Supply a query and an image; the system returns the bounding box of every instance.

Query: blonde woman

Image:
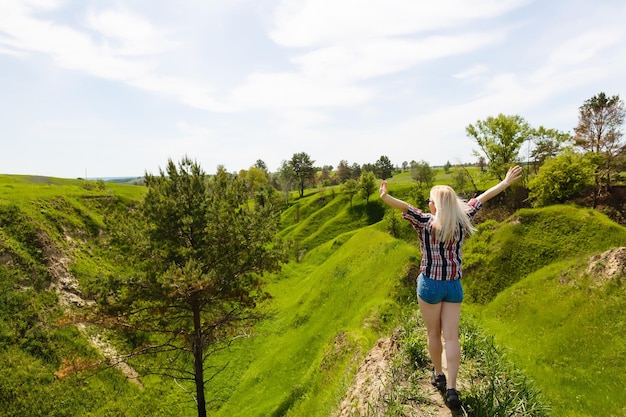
[379,165,522,411]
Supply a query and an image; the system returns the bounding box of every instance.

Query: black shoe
[430,370,446,392]
[445,388,462,411]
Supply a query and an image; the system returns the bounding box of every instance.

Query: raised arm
[379,180,410,212]
[476,165,523,204]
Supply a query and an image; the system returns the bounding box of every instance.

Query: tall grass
[460,316,550,417]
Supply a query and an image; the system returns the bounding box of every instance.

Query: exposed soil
[587,247,626,286]
[336,332,453,417]
[44,237,143,387]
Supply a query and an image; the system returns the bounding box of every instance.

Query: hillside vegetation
[0,173,625,416]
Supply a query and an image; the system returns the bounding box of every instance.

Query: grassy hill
[470,251,626,417]
[0,172,625,416]
[463,205,626,303]
[210,226,415,416]
[460,204,626,416]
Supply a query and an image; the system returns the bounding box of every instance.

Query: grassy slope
[0,176,155,416]
[463,205,626,303]
[463,207,626,417]
[211,226,415,416]
[473,259,626,417]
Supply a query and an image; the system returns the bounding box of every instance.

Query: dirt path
[336,333,454,417]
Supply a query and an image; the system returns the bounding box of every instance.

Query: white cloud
[293,32,503,82]
[84,9,176,56]
[228,72,371,109]
[549,29,625,68]
[270,0,530,47]
[454,64,489,81]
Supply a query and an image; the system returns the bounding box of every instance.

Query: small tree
[410,160,436,189]
[529,127,571,173]
[342,179,359,208]
[527,150,596,206]
[452,169,468,195]
[336,160,352,183]
[277,160,295,204]
[320,165,333,186]
[466,114,530,180]
[243,166,268,193]
[350,162,362,180]
[374,155,394,179]
[290,152,316,198]
[99,157,284,417]
[359,171,377,204]
[254,159,268,173]
[573,92,625,204]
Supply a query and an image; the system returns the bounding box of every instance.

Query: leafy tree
[410,160,436,189]
[529,127,571,173]
[409,184,428,209]
[336,160,352,183]
[527,150,596,207]
[242,166,268,193]
[466,114,531,180]
[374,155,394,179]
[290,152,316,198]
[443,161,452,174]
[361,162,376,173]
[320,165,333,185]
[277,160,295,204]
[350,162,362,179]
[477,156,486,171]
[359,171,377,204]
[452,169,469,195]
[99,157,284,417]
[573,92,625,202]
[342,179,359,208]
[254,159,268,173]
[455,164,479,195]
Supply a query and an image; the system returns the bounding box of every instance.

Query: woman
[379,165,522,410]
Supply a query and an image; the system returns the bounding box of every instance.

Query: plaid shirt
[402,198,482,281]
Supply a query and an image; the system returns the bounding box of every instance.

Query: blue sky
[1,0,625,178]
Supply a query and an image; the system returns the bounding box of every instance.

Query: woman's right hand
[504,165,523,185]
[379,181,388,199]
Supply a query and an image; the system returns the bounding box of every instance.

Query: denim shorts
[417,274,464,304]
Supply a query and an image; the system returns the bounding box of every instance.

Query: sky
[1,0,625,179]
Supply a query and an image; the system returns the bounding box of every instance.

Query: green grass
[0,174,145,203]
[461,203,626,416]
[472,257,626,416]
[463,205,626,303]
[210,226,416,416]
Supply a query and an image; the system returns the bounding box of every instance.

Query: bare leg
[440,302,461,389]
[417,297,444,374]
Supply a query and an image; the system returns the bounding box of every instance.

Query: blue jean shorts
[417,274,464,304]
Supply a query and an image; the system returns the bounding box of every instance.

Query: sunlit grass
[210,226,416,416]
[473,258,626,416]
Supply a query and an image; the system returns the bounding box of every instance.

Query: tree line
[238,92,624,211]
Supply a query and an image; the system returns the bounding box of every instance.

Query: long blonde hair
[429,185,475,242]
